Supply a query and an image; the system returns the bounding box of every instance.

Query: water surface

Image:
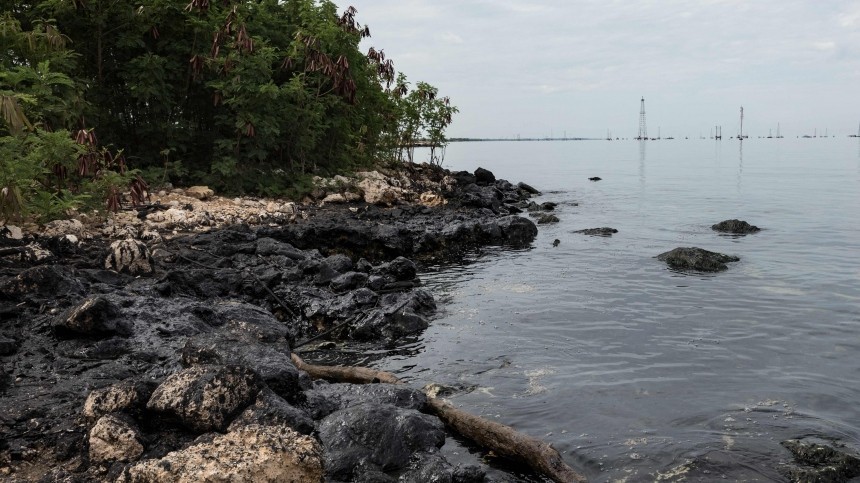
[382,138,860,481]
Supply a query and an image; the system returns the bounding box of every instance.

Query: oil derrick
[636,97,647,140]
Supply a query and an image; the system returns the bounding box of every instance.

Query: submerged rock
[574,227,618,237]
[712,219,761,234]
[537,214,560,224]
[120,424,323,483]
[781,438,860,482]
[656,247,740,272]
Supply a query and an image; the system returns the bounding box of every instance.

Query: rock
[537,214,560,224]
[451,171,477,186]
[552,239,560,247]
[574,227,618,237]
[41,219,84,238]
[54,296,132,338]
[399,453,486,483]
[228,387,314,435]
[0,336,17,356]
[83,380,155,420]
[418,191,446,207]
[372,256,417,282]
[302,382,428,420]
[120,425,323,483]
[498,215,539,247]
[540,202,557,211]
[0,265,84,301]
[105,238,153,275]
[1,224,23,242]
[185,186,214,200]
[330,272,368,292]
[21,242,54,262]
[589,176,602,181]
[322,193,347,204]
[517,181,541,195]
[146,365,262,432]
[473,167,496,186]
[323,253,354,273]
[712,219,761,234]
[318,403,445,480]
[781,438,860,482]
[656,247,740,272]
[256,237,306,260]
[89,414,144,463]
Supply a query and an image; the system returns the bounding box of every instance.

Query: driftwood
[290,354,586,483]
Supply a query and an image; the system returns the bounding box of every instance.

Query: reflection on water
[385,139,860,481]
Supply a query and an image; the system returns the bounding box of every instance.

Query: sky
[354,0,860,139]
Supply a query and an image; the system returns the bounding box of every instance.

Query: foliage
[0,1,457,221]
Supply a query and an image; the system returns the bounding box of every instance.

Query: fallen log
[290,354,586,483]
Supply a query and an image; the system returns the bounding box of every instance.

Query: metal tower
[637,97,647,140]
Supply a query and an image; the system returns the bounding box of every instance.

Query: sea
[376,137,860,482]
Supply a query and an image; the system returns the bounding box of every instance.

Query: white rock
[89,415,144,463]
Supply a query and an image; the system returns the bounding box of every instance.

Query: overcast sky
[355,1,860,139]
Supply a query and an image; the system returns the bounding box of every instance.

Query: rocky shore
[0,164,551,482]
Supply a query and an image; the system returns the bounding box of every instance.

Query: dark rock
[399,453,487,483]
[355,258,373,273]
[255,237,307,260]
[552,239,560,247]
[656,247,740,272]
[53,296,132,338]
[373,256,417,282]
[459,185,502,212]
[146,365,263,432]
[574,227,618,237]
[474,167,496,186]
[781,438,860,482]
[228,387,314,435]
[302,382,428,420]
[517,181,541,195]
[589,176,602,181]
[712,219,761,234]
[451,171,477,186]
[0,265,84,301]
[0,336,17,355]
[324,253,354,273]
[318,403,445,480]
[330,271,369,292]
[537,214,560,224]
[540,202,557,211]
[498,216,539,247]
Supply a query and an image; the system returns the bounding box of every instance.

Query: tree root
[290,354,586,482]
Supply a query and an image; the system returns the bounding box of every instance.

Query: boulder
[302,382,428,420]
[451,171,477,186]
[228,388,314,435]
[537,214,560,224]
[53,296,132,338]
[497,216,539,247]
[656,247,740,272]
[83,380,155,420]
[574,227,618,237]
[120,425,323,483]
[330,272,369,292]
[89,414,144,464]
[146,365,262,432]
[517,181,541,195]
[105,238,153,275]
[781,438,860,482]
[318,403,445,480]
[712,219,761,234]
[322,193,347,204]
[185,186,214,200]
[41,219,85,238]
[473,167,496,186]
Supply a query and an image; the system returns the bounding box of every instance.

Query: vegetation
[0,0,456,222]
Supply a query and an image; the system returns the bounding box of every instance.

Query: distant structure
[636,97,647,140]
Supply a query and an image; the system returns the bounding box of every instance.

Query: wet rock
[537,214,560,224]
[574,227,618,237]
[303,382,428,420]
[399,453,487,483]
[228,387,314,435]
[0,264,84,301]
[105,238,153,275]
[255,237,306,260]
[540,202,557,211]
[53,296,132,338]
[656,247,740,272]
[459,184,502,212]
[781,438,860,482]
[589,176,602,181]
[517,181,541,195]
[372,256,417,283]
[474,167,496,186]
[185,186,214,200]
[120,425,323,483]
[318,403,445,480]
[89,414,144,463]
[498,215,539,246]
[146,365,262,432]
[712,219,761,234]
[0,336,16,355]
[422,383,477,399]
[330,271,368,292]
[83,380,155,420]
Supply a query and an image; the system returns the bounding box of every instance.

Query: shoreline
[0,164,564,482]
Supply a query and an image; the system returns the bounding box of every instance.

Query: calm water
[379,138,860,481]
